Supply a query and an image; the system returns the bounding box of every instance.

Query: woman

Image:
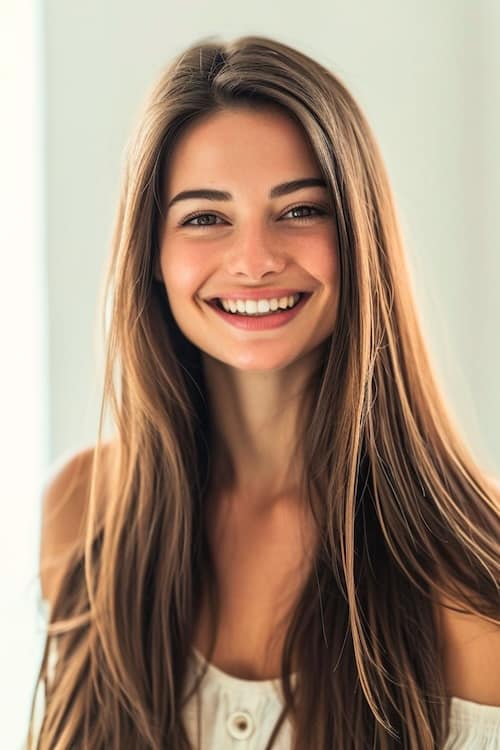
[27,34,500,749]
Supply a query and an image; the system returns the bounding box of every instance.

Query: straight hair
[27,34,500,749]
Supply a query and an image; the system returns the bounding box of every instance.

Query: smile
[205,292,312,331]
[216,292,302,316]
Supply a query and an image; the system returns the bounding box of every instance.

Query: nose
[224,222,287,279]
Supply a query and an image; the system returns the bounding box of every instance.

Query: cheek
[160,244,207,296]
[304,238,339,284]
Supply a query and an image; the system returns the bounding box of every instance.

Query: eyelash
[179,204,327,228]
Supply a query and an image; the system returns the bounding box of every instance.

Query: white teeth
[220,293,301,316]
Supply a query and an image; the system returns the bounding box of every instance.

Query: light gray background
[43,0,500,474]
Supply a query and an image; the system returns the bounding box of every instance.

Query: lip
[205,292,312,331]
[206,288,308,301]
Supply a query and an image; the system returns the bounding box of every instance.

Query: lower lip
[206,293,312,330]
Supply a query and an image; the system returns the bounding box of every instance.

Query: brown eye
[181,213,225,227]
[179,204,327,229]
[282,205,326,222]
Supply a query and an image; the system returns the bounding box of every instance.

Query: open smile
[205,292,312,331]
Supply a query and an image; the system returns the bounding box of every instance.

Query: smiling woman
[26,35,500,750]
[156,106,338,368]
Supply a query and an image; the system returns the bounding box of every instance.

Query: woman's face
[158,106,339,371]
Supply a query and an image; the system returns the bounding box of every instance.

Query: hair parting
[26,34,499,749]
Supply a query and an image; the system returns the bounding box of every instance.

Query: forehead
[165,106,321,193]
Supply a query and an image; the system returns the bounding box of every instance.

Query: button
[226,710,254,739]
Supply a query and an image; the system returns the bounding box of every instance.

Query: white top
[183,647,296,748]
[34,602,500,748]
[185,647,500,749]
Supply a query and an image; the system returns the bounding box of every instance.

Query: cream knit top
[184,646,500,749]
[33,601,500,748]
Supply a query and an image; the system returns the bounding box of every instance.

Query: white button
[226,710,254,739]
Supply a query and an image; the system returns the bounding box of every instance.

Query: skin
[40,108,500,693]
[158,106,339,508]
[157,106,340,677]
[155,106,500,695]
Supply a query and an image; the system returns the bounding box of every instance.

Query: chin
[216,351,307,372]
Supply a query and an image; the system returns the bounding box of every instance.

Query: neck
[201,350,321,502]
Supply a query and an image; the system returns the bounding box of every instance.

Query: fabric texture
[185,647,500,749]
[34,600,500,748]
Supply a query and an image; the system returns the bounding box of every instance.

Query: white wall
[0,2,48,747]
[43,0,499,468]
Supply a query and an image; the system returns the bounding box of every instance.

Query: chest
[193,495,498,694]
[193,494,317,679]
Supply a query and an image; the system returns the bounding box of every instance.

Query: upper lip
[205,288,310,301]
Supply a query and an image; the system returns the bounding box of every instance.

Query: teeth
[220,293,301,316]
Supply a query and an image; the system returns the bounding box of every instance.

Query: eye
[179,204,327,229]
[281,204,326,222]
[181,212,225,228]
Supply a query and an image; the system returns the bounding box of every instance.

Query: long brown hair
[26,34,499,749]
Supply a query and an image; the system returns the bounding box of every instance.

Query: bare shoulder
[436,473,500,706]
[39,441,113,606]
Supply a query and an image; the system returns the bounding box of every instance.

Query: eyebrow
[166,177,328,209]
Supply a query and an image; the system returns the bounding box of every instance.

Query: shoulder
[436,474,500,707]
[39,442,113,606]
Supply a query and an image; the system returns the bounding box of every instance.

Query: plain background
[1,1,499,747]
